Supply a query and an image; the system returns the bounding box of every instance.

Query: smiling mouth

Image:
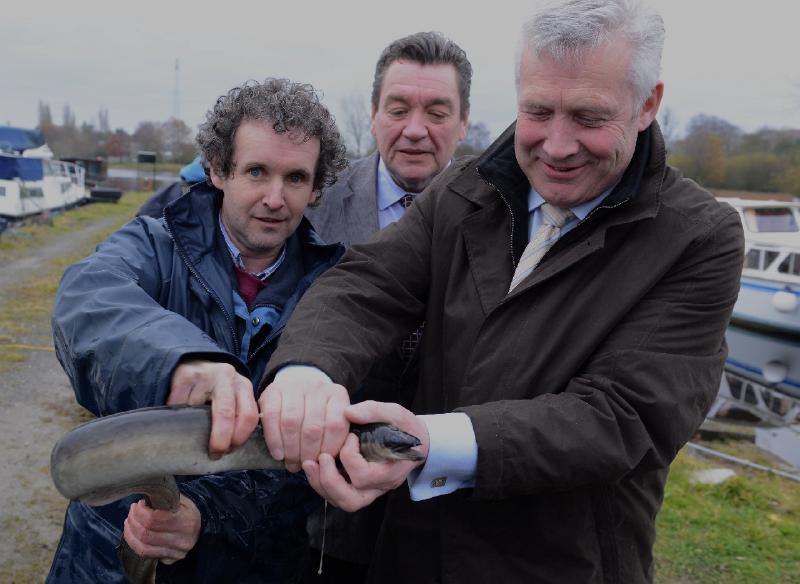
[254,217,285,224]
[541,161,585,178]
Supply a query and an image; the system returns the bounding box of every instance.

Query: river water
[105,168,180,191]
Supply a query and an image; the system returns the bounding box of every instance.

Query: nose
[542,117,580,161]
[260,180,285,210]
[401,110,428,141]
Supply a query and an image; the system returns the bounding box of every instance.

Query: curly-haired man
[48,78,347,583]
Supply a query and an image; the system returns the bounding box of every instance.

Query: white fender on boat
[762,360,789,384]
[772,290,798,313]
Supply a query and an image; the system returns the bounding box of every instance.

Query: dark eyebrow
[382,94,410,107]
[425,97,455,109]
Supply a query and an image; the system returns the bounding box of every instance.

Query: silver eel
[50,405,423,584]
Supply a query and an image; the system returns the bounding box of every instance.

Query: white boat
[0,126,90,220]
[718,197,800,337]
[723,324,800,400]
[0,154,89,219]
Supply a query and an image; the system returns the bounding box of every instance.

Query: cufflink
[430,477,447,488]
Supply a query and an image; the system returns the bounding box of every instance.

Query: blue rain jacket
[47,183,343,583]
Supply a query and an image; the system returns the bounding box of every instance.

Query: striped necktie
[508,203,574,292]
[400,194,416,209]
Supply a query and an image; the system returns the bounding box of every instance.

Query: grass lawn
[655,442,800,584]
[0,192,151,371]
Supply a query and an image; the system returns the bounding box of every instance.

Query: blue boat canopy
[0,126,46,153]
[0,155,44,181]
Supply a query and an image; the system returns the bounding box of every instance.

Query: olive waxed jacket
[264,122,744,584]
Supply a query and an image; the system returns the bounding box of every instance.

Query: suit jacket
[305,153,380,247]
[303,152,421,565]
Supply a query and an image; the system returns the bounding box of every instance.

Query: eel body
[50,405,422,584]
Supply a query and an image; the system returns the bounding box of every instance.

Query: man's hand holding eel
[123,496,201,564]
[303,400,429,512]
[258,368,351,473]
[168,360,258,457]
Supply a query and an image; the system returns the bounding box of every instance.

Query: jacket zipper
[476,167,517,269]
[164,221,241,357]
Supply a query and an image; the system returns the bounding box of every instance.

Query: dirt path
[0,219,118,582]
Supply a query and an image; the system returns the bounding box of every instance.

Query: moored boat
[719,197,800,337]
[0,126,90,220]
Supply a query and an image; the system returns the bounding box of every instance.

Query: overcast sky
[2,0,798,142]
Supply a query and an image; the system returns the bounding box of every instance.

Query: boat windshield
[743,207,799,233]
[778,253,800,276]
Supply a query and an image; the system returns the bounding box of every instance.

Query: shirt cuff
[407,412,477,501]
[274,364,333,385]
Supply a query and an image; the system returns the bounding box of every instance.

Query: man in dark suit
[302,31,473,582]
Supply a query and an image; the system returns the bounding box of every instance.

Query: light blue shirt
[376,157,451,228]
[219,213,286,280]
[376,158,412,229]
[219,215,285,362]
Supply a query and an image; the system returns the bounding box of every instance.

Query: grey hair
[196,78,347,192]
[517,0,665,107]
[371,31,472,119]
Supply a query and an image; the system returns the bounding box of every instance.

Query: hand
[258,369,350,473]
[123,496,201,565]
[302,401,428,512]
[168,360,258,456]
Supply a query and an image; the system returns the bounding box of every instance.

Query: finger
[300,391,327,465]
[231,376,258,448]
[345,400,406,426]
[167,364,195,405]
[208,380,236,456]
[125,502,196,555]
[317,453,382,512]
[302,459,329,501]
[279,390,305,469]
[339,433,388,490]
[320,386,349,457]
[124,518,187,562]
[260,388,284,461]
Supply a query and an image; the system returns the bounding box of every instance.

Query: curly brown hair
[196,78,348,193]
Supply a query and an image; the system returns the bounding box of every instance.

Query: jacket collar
[340,152,381,239]
[163,183,343,293]
[454,120,665,227]
[450,121,668,305]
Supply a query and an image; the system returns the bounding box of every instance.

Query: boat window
[744,248,762,269]
[20,186,43,199]
[727,375,742,399]
[764,250,780,268]
[743,207,799,232]
[0,185,5,197]
[778,253,800,276]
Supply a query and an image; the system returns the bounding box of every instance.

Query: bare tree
[37,101,53,127]
[98,107,111,135]
[456,121,492,156]
[657,106,678,149]
[340,93,374,158]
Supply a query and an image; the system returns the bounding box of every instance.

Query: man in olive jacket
[256,1,745,582]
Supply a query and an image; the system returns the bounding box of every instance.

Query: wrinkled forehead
[378,59,465,115]
[517,40,637,100]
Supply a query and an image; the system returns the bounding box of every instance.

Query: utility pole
[173,58,181,121]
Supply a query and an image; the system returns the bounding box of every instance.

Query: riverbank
[0,192,150,583]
